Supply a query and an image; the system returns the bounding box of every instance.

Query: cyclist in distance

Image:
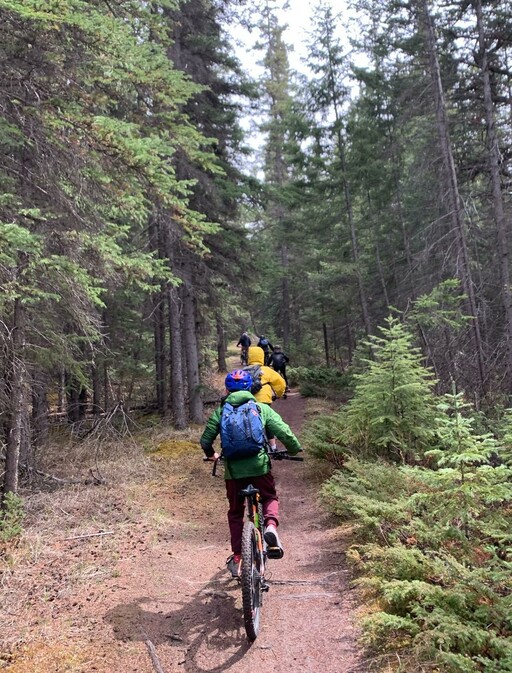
[200,369,302,577]
[245,345,286,452]
[256,335,273,365]
[269,344,290,393]
[236,331,251,366]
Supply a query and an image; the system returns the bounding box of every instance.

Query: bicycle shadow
[104,568,255,672]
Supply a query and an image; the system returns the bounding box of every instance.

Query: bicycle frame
[240,484,267,569]
[238,483,268,640]
[205,449,303,640]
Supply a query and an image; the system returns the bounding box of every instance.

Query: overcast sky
[279,0,350,71]
[227,0,357,165]
[228,0,353,78]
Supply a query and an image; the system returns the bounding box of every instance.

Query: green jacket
[200,390,301,480]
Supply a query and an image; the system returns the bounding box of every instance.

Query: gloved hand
[203,451,221,461]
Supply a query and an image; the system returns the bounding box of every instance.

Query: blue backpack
[220,399,267,460]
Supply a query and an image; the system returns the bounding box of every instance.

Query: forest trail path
[96,391,364,673]
[2,390,363,673]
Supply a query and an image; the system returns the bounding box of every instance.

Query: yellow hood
[247,346,265,366]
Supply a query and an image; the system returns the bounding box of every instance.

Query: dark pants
[275,366,288,387]
[226,472,279,555]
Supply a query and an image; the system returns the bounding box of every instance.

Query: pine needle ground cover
[304,318,512,673]
[0,424,218,672]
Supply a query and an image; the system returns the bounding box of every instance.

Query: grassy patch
[1,641,89,673]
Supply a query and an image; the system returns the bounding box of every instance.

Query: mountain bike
[206,450,304,640]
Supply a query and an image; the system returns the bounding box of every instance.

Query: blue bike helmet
[225,369,253,391]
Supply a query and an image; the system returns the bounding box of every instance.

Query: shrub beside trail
[302,318,512,672]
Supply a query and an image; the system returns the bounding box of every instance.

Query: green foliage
[301,411,350,465]
[347,316,437,462]
[407,279,470,331]
[0,0,236,424]
[319,447,512,670]
[420,388,512,541]
[360,611,420,651]
[314,328,512,669]
[0,492,24,542]
[288,366,352,398]
[497,408,512,465]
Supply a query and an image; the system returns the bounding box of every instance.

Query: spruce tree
[347,316,437,461]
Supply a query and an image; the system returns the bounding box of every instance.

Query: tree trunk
[92,361,101,416]
[148,215,167,415]
[3,298,27,497]
[280,242,290,347]
[418,0,486,392]
[332,319,338,365]
[66,374,88,423]
[182,260,203,423]
[474,0,512,389]
[162,221,187,428]
[168,282,187,429]
[375,238,390,308]
[345,314,353,363]
[216,316,227,372]
[155,290,167,415]
[323,321,330,367]
[57,366,65,413]
[103,360,110,413]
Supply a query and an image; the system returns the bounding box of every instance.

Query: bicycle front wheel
[240,520,263,640]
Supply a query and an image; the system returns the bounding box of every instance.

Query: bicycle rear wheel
[240,520,263,640]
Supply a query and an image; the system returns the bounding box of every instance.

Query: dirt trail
[2,390,364,672]
[102,391,363,673]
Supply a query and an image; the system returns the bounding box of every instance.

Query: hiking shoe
[226,554,241,578]
[264,524,284,559]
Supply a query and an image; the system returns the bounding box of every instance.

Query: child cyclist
[200,369,302,577]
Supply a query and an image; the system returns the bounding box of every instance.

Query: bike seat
[239,484,260,498]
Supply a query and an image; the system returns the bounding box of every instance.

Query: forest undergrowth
[0,416,218,671]
[302,317,512,673]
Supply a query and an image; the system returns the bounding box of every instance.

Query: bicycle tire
[240,520,263,640]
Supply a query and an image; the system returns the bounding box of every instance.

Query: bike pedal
[266,546,284,560]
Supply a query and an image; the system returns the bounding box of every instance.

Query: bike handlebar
[204,449,304,475]
[269,450,304,462]
[203,456,220,476]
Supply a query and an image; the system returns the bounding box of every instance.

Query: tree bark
[66,374,88,423]
[91,361,102,416]
[162,221,187,428]
[474,0,512,389]
[418,0,486,393]
[182,259,203,423]
[216,316,227,372]
[167,283,187,428]
[323,321,330,367]
[148,215,167,415]
[3,298,27,497]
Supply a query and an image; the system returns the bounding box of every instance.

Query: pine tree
[0,0,222,495]
[347,316,437,461]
